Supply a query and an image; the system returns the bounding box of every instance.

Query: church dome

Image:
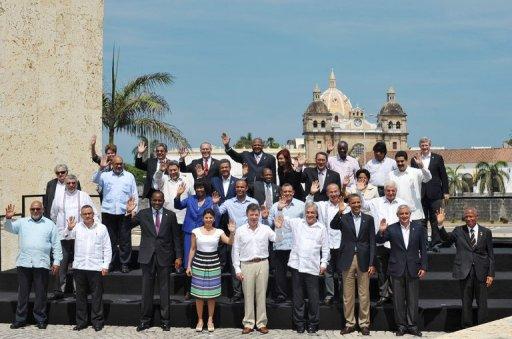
[320,69,353,116]
[379,86,406,116]
[305,100,329,115]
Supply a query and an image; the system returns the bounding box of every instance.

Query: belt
[243,257,268,263]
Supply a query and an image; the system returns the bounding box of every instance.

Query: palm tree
[234,133,253,149]
[103,47,189,148]
[474,161,510,195]
[265,137,280,148]
[446,165,470,196]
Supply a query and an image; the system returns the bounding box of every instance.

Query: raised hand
[221,132,230,147]
[126,196,137,214]
[413,153,423,168]
[159,160,169,173]
[343,175,351,187]
[227,219,236,233]
[356,179,367,191]
[296,153,306,167]
[277,197,288,211]
[379,218,388,233]
[90,134,97,146]
[178,147,189,160]
[338,200,346,213]
[5,204,15,219]
[195,163,205,178]
[436,208,446,225]
[137,140,147,155]
[211,191,221,205]
[261,205,269,219]
[274,214,284,228]
[66,216,77,230]
[242,163,249,177]
[326,140,334,153]
[310,180,320,195]
[176,182,186,196]
[99,155,110,169]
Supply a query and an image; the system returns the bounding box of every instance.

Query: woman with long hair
[276,149,305,201]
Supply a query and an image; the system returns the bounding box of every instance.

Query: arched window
[392,142,397,150]
[321,120,326,128]
[334,115,339,122]
[388,121,394,129]
[350,143,365,158]
[396,121,401,129]
[313,120,318,128]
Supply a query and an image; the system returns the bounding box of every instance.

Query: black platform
[0,247,510,331]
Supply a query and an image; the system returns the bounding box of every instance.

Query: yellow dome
[320,69,353,116]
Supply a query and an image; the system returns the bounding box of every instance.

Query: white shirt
[307,195,351,249]
[64,221,112,271]
[421,152,431,170]
[50,190,98,239]
[193,228,224,253]
[388,166,432,220]
[222,175,232,196]
[54,181,66,207]
[327,155,360,186]
[232,223,276,274]
[153,171,194,223]
[468,224,479,244]
[400,223,411,249]
[281,218,329,276]
[364,157,397,187]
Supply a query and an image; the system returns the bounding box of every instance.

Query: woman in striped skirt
[186,208,235,332]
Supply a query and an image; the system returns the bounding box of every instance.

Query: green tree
[124,163,146,186]
[103,47,189,148]
[234,133,253,148]
[446,165,470,196]
[474,161,510,195]
[265,137,280,148]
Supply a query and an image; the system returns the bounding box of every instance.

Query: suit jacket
[376,221,427,278]
[439,225,494,281]
[135,157,159,199]
[249,181,280,206]
[301,167,341,202]
[179,157,221,182]
[411,152,448,200]
[126,207,182,267]
[330,212,375,272]
[211,176,238,204]
[43,178,82,218]
[174,195,213,233]
[225,148,276,184]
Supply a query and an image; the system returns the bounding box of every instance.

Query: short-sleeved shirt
[193,228,224,253]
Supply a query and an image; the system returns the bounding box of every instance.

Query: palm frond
[119,117,190,148]
[120,73,174,101]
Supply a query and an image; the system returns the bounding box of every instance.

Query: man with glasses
[43,164,81,218]
[364,142,397,197]
[4,201,62,329]
[49,174,97,300]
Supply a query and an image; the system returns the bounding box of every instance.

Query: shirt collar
[421,152,431,159]
[352,212,361,219]
[317,168,326,174]
[400,222,411,230]
[222,175,231,182]
[152,207,164,214]
[83,221,97,229]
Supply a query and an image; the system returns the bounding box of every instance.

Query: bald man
[93,155,138,273]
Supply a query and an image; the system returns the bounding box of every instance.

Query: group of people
[2,133,495,336]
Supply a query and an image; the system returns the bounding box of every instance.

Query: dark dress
[278,167,306,201]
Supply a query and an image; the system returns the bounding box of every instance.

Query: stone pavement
[437,315,512,339]
[0,324,445,338]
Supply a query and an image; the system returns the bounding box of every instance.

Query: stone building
[302,69,408,163]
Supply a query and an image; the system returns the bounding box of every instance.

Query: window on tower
[396,121,401,129]
[334,115,339,122]
[388,121,394,129]
[313,120,318,128]
[321,121,326,128]
[392,142,397,150]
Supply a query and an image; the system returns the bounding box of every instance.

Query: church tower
[377,86,408,151]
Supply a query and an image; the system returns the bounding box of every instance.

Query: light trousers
[342,255,370,328]
[241,260,269,329]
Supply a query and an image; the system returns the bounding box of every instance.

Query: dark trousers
[102,213,131,268]
[273,250,291,300]
[140,255,170,325]
[391,273,419,331]
[55,239,75,293]
[324,248,341,299]
[74,270,104,327]
[16,267,49,324]
[377,186,385,197]
[421,198,443,245]
[228,245,243,298]
[376,246,392,298]
[291,268,320,328]
[460,266,488,328]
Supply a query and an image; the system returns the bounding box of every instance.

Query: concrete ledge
[437,315,512,338]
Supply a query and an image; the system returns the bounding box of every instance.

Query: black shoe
[73,325,87,331]
[93,324,104,332]
[323,296,333,305]
[306,326,317,334]
[36,323,47,329]
[161,323,171,331]
[396,328,406,336]
[10,322,25,329]
[376,297,390,306]
[361,327,370,335]
[408,329,422,337]
[136,322,151,331]
[340,326,356,335]
[296,325,305,333]
[121,265,130,273]
[49,291,64,300]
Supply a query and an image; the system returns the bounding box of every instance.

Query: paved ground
[0,324,445,338]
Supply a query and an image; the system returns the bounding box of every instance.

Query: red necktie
[203,159,209,175]
[155,210,161,234]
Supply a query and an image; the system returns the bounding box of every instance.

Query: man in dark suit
[135,141,169,199]
[411,137,449,251]
[301,152,341,202]
[249,168,280,208]
[222,133,276,184]
[179,142,221,189]
[43,164,81,218]
[125,191,183,332]
[376,205,427,337]
[330,194,375,336]
[437,207,494,328]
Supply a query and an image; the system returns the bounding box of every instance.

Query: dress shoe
[136,322,151,331]
[161,323,171,331]
[307,326,317,334]
[360,327,370,335]
[242,327,253,334]
[121,265,130,273]
[258,326,269,334]
[36,323,47,329]
[340,326,356,335]
[207,322,214,332]
[9,322,25,329]
[93,324,104,332]
[296,325,305,333]
[376,297,390,306]
[395,328,406,336]
[73,325,87,331]
[49,291,64,300]
[323,296,333,305]
[408,328,422,337]
[195,321,203,332]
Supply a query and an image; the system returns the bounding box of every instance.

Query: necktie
[470,228,476,248]
[155,210,161,234]
[318,171,325,190]
[255,154,260,164]
[265,184,273,209]
[203,159,209,175]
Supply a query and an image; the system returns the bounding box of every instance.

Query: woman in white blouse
[347,169,379,213]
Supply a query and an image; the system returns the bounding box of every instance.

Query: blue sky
[103,0,512,161]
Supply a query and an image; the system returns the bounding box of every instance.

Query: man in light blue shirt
[4,201,62,329]
[262,184,304,303]
[92,155,138,273]
[212,179,257,302]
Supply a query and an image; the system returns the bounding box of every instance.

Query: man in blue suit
[376,205,427,337]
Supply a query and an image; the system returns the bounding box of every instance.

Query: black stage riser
[0,298,510,332]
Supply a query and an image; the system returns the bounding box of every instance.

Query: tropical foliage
[234,133,253,148]
[265,137,280,148]
[446,165,471,195]
[124,163,146,186]
[474,161,509,195]
[102,48,189,148]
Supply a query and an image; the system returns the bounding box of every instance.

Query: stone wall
[444,196,512,223]
[0,0,104,269]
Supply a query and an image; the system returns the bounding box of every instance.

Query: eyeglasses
[30,208,42,211]
[56,171,67,175]
[66,182,77,185]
